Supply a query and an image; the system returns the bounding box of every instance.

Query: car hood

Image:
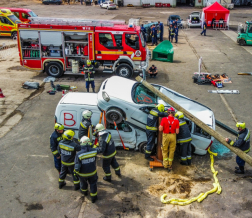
[157,86,214,126]
[103,76,135,103]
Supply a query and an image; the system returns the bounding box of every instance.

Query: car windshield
[28,11,37,17]
[170,15,180,20]
[133,84,159,104]
[8,15,21,23]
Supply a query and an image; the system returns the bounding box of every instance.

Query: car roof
[0,7,32,12]
[103,76,135,103]
[60,92,98,105]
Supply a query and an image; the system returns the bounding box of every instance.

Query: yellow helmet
[236,122,246,129]
[62,130,75,140]
[95,123,105,133]
[54,123,64,130]
[175,111,184,119]
[156,104,165,112]
[86,60,91,65]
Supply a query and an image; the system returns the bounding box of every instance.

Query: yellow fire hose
[161,148,222,205]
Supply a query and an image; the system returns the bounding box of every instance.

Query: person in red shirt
[159,107,179,171]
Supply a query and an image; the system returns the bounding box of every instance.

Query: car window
[114,34,122,47]
[7,15,21,24]
[248,26,252,33]
[125,34,138,49]
[0,16,13,25]
[133,84,158,104]
[13,12,20,18]
[22,13,28,19]
[194,124,211,139]
[28,11,37,17]
[99,33,114,48]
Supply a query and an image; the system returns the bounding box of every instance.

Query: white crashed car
[55,76,215,155]
[100,1,117,9]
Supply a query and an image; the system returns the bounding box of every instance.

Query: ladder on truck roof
[29,17,126,27]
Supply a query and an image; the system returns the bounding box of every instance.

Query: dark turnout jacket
[58,139,81,166]
[177,119,192,143]
[146,108,167,131]
[97,130,116,159]
[50,130,62,157]
[78,118,92,140]
[228,128,250,153]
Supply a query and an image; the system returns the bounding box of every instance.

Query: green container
[152,40,174,62]
[60,84,70,90]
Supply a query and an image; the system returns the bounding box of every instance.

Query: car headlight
[102,91,110,102]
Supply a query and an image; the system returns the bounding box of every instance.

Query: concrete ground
[0,2,252,218]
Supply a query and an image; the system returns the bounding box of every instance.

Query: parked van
[0,7,37,23]
[0,9,21,39]
[55,92,147,150]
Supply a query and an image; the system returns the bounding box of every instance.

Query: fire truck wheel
[115,64,133,78]
[45,62,63,78]
[106,108,124,124]
[138,142,147,154]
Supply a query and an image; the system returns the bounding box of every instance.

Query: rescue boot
[81,190,88,196]
[59,182,66,189]
[187,159,191,166]
[74,184,80,191]
[235,166,245,174]
[86,88,89,92]
[235,166,240,170]
[180,160,188,166]
[91,196,98,203]
[103,176,111,182]
[145,156,154,161]
[116,172,122,177]
[92,88,95,93]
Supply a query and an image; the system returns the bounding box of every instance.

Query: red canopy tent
[201,2,230,27]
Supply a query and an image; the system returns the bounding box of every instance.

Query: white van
[55,92,147,150]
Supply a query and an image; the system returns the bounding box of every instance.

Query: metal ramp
[29,17,126,27]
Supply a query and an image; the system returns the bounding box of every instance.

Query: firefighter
[175,111,192,165]
[84,60,95,93]
[74,136,98,203]
[145,104,168,161]
[158,21,164,42]
[78,110,93,140]
[168,24,174,42]
[141,24,146,42]
[58,130,81,189]
[50,123,64,173]
[225,122,250,174]
[95,123,121,182]
[151,24,157,46]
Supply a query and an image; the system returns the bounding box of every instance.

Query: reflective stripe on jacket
[58,139,81,165]
[84,66,95,81]
[97,130,116,158]
[177,119,192,143]
[146,108,167,132]
[50,130,62,157]
[74,146,97,177]
[228,128,250,153]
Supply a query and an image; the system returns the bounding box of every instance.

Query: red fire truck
[17,17,149,78]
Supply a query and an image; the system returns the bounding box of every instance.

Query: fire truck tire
[239,39,246,46]
[11,32,17,40]
[45,62,63,78]
[115,64,133,78]
[106,108,124,124]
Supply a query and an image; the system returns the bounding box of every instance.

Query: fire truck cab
[17,17,149,78]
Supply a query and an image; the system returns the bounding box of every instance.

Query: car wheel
[11,31,17,40]
[239,39,246,46]
[45,62,63,78]
[106,108,124,124]
[115,63,133,78]
[138,142,147,154]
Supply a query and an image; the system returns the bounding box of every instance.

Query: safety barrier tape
[160,148,222,205]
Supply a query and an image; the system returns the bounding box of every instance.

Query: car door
[107,123,136,149]
[0,16,13,37]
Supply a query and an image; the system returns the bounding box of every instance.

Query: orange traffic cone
[0,88,5,98]
[62,90,65,98]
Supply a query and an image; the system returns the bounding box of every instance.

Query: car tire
[138,142,147,154]
[115,63,133,78]
[106,108,124,124]
[45,62,63,78]
[11,31,17,40]
[239,39,246,46]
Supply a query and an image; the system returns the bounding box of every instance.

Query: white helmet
[82,110,92,119]
[95,123,105,133]
[80,136,91,146]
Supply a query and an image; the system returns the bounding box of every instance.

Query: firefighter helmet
[62,130,75,140]
[236,122,246,129]
[54,123,64,130]
[95,124,105,133]
[80,136,91,146]
[86,60,91,65]
[82,110,92,119]
[175,111,184,119]
[168,107,175,112]
[156,104,165,112]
